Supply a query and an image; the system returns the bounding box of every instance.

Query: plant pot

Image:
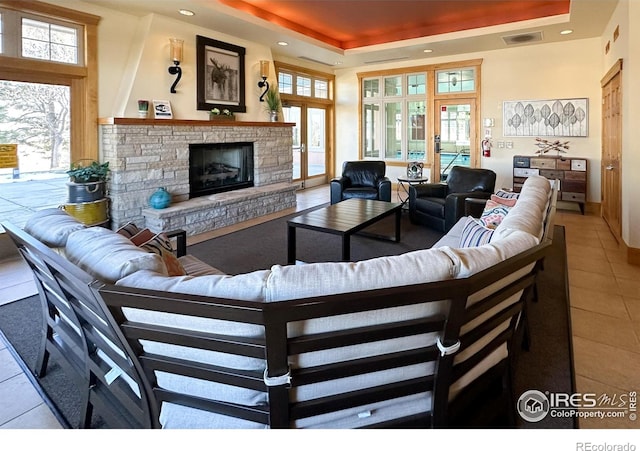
[269,110,278,122]
[61,198,110,226]
[209,114,234,121]
[67,181,106,203]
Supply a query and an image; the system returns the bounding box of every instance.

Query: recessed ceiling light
[179,9,195,16]
[560,29,573,35]
[277,41,289,46]
[423,49,433,53]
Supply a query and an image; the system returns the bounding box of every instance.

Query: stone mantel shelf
[98,117,295,127]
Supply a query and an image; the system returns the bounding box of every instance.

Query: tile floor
[0,186,639,429]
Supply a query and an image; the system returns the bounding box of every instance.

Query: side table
[397,176,429,208]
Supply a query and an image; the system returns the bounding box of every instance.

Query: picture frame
[503,98,588,137]
[196,35,246,113]
[152,100,173,119]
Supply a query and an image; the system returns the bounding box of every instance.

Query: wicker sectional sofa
[4,174,556,429]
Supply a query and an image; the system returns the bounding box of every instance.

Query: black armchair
[330,160,392,204]
[409,166,496,232]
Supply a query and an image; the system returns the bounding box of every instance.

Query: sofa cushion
[459,217,494,248]
[440,230,539,279]
[24,208,85,247]
[65,227,167,283]
[266,247,455,302]
[178,255,225,276]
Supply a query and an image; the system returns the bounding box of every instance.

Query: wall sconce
[168,38,183,94]
[258,60,270,102]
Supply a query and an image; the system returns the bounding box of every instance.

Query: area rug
[0,213,574,429]
[187,207,445,274]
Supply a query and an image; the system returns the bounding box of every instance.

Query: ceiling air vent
[502,31,543,46]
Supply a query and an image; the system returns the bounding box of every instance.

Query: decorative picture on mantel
[196,35,246,114]
[503,98,588,137]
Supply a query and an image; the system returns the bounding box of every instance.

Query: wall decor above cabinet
[503,98,588,137]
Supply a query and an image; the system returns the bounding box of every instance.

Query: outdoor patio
[0,172,69,229]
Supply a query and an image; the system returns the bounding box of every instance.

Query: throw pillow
[130,228,156,246]
[490,194,518,207]
[459,216,494,248]
[478,199,511,229]
[494,189,520,200]
[139,233,187,277]
[116,222,140,239]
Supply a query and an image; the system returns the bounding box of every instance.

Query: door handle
[605,165,615,170]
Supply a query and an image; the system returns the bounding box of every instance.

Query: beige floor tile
[0,374,45,425]
[569,286,628,319]
[565,228,601,242]
[623,297,640,322]
[570,307,640,353]
[0,403,64,429]
[572,336,640,391]
[606,250,629,266]
[567,254,612,275]
[611,262,640,281]
[575,375,640,429]
[617,278,640,300]
[566,245,608,261]
[569,269,621,295]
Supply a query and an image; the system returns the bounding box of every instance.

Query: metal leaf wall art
[503,98,588,137]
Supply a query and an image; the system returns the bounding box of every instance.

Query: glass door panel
[435,100,475,181]
[307,107,326,177]
[283,105,302,180]
[283,104,328,188]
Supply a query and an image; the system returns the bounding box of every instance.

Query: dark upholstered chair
[409,166,496,232]
[330,160,392,204]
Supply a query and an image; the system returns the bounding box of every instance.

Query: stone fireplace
[98,118,297,235]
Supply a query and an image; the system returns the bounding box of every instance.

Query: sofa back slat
[3,221,156,429]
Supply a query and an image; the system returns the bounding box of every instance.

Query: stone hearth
[98,118,296,235]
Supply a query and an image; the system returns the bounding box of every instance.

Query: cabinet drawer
[540,169,564,180]
[556,159,571,170]
[513,184,524,193]
[564,171,587,181]
[513,177,527,185]
[513,168,540,177]
[513,156,530,168]
[530,158,557,169]
[562,180,586,193]
[571,159,587,171]
[562,192,586,203]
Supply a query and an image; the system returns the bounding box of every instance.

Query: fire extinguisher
[482,138,491,157]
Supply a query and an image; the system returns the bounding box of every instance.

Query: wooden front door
[601,60,623,242]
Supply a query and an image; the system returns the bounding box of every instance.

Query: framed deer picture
[196,35,246,113]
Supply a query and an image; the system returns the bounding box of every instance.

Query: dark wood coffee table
[287,198,402,264]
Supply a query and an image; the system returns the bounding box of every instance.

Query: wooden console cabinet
[513,155,587,214]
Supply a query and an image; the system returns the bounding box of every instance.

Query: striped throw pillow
[459,216,494,248]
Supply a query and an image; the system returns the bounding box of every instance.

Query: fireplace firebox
[189,142,254,198]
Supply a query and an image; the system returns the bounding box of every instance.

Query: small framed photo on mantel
[153,100,173,119]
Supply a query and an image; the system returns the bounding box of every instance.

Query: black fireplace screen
[189,142,254,198]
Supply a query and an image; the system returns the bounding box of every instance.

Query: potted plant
[66,160,110,203]
[209,107,235,120]
[264,88,281,122]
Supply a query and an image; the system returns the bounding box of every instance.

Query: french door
[433,99,477,182]
[282,103,328,189]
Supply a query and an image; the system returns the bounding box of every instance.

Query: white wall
[335,38,603,207]
[46,0,278,122]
